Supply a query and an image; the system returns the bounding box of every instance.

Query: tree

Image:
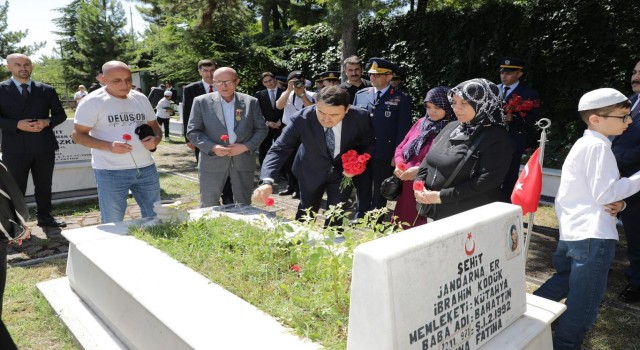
[62,0,133,86]
[77,0,133,75]
[52,0,84,87]
[0,0,44,62]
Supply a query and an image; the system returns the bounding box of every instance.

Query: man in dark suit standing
[182,59,217,160]
[613,59,640,303]
[254,86,375,225]
[0,53,67,228]
[87,70,104,94]
[164,81,177,103]
[147,84,165,109]
[352,58,412,221]
[497,57,541,202]
[254,72,284,165]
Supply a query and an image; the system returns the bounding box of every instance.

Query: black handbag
[417,131,486,219]
[381,175,402,200]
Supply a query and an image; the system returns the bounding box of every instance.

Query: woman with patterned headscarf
[414,78,514,221]
[391,86,455,228]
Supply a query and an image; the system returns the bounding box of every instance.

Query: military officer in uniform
[496,57,540,202]
[352,58,413,221]
[321,71,341,87]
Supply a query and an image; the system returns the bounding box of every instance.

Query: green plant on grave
[129,206,403,348]
[283,204,403,317]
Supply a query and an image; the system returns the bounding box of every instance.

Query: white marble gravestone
[347,202,562,350]
[19,120,96,198]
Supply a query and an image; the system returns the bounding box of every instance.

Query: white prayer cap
[578,88,628,111]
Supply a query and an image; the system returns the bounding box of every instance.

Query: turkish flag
[511,148,542,215]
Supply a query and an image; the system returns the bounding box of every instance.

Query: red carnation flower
[290,264,301,273]
[413,181,425,191]
[122,133,132,142]
[220,134,229,142]
[265,197,275,206]
[396,162,407,171]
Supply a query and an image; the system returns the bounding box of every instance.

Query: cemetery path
[7,139,640,317]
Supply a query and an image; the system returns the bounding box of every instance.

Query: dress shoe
[278,189,295,196]
[291,192,300,199]
[618,284,640,303]
[37,215,67,228]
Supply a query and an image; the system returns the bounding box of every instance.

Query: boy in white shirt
[156,90,174,139]
[534,88,638,349]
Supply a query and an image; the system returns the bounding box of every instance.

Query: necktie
[502,86,510,100]
[21,83,29,98]
[208,84,213,93]
[374,90,381,104]
[326,127,335,157]
[270,90,276,108]
[632,100,640,118]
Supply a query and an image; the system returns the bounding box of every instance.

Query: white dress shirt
[555,130,640,241]
[221,97,237,144]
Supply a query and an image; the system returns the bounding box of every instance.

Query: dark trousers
[501,129,527,202]
[258,128,281,166]
[283,143,300,192]
[0,318,16,350]
[296,171,352,227]
[2,152,55,218]
[354,158,393,218]
[621,193,640,287]
[158,118,170,138]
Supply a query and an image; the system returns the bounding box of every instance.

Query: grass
[4,259,77,349]
[130,209,397,350]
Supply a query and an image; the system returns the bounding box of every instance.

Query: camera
[293,79,305,88]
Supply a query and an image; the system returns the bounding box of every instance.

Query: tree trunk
[340,0,358,81]
[410,0,415,12]
[261,5,270,33]
[416,0,428,13]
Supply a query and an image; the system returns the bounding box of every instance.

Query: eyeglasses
[214,80,235,86]
[369,73,391,78]
[600,114,632,122]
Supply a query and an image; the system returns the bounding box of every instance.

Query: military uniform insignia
[235,109,242,121]
[384,110,392,118]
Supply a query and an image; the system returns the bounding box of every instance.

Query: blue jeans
[94,164,161,224]
[533,238,616,350]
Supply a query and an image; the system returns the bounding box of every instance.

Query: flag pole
[524,118,551,264]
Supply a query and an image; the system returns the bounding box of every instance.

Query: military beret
[367,57,398,74]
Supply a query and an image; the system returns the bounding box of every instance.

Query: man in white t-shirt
[72,61,162,224]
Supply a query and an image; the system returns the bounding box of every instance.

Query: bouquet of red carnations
[340,150,371,190]
[503,93,540,117]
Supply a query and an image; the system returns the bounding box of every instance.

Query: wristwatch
[258,179,274,186]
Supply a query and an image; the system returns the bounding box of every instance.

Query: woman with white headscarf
[414,78,514,221]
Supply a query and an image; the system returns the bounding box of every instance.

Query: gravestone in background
[24,119,96,199]
[348,202,533,350]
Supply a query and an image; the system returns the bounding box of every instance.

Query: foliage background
[2,0,639,165]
